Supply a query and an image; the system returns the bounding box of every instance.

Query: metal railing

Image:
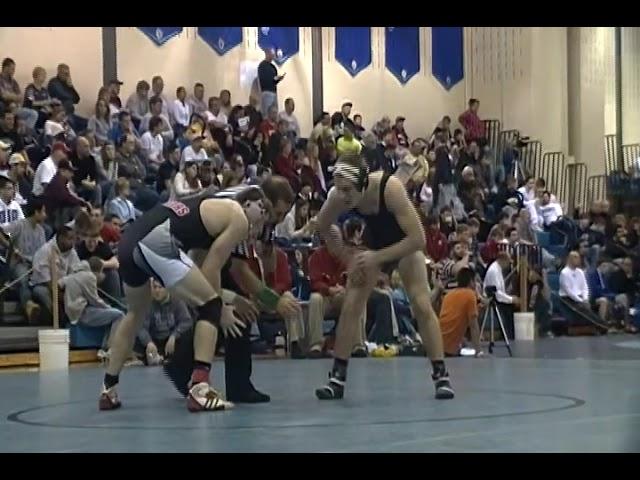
[563,163,588,216]
[518,140,542,180]
[604,134,617,175]
[587,175,608,205]
[539,152,566,198]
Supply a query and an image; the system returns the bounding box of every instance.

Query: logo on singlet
[162,200,190,217]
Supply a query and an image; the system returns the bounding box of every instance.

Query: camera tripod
[479,296,513,357]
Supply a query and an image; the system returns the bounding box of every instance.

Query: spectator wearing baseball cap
[32,141,70,196]
[43,158,90,229]
[331,101,355,139]
[7,153,30,205]
[108,79,124,110]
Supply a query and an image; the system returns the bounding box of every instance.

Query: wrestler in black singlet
[119,185,266,288]
[357,172,406,250]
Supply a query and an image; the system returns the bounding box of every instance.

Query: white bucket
[38,329,70,371]
[514,312,535,341]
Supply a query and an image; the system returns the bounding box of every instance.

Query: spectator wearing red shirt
[425,214,449,262]
[480,226,505,266]
[274,137,301,192]
[101,213,122,247]
[259,104,278,145]
[458,98,484,145]
[308,243,348,358]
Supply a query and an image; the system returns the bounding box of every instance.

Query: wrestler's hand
[276,291,301,319]
[353,250,379,273]
[219,305,245,338]
[232,295,259,324]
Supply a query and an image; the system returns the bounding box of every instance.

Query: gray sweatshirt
[137,295,193,346]
[58,261,108,323]
[31,237,81,285]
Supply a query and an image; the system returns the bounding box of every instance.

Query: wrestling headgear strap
[334,161,369,192]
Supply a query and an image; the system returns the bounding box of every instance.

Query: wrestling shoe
[98,385,121,411]
[227,384,271,403]
[315,372,345,400]
[432,373,455,400]
[187,382,234,412]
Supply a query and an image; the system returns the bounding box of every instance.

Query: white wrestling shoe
[187,382,234,412]
[99,385,122,411]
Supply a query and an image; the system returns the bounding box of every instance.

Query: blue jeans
[77,306,123,349]
[261,91,278,116]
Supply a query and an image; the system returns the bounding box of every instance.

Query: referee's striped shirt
[213,184,275,259]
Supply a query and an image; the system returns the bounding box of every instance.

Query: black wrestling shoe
[227,385,271,403]
[162,328,195,398]
[432,373,455,400]
[315,373,345,400]
[351,345,368,358]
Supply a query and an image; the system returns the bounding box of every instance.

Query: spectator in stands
[0,109,27,161]
[23,66,52,130]
[116,133,157,210]
[260,105,279,148]
[304,142,326,198]
[173,160,203,199]
[586,258,617,328]
[456,140,480,177]
[3,198,46,323]
[440,241,473,290]
[185,82,205,117]
[458,166,485,218]
[171,86,191,135]
[495,175,524,214]
[278,97,300,140]
[150,75,169,116]
[372,115,391,140]
[135,279,193,364]
[0,176,23,228]
[140,95,174,144]
[59,256,123,352]
[353,114,365,139]
[395,139,428,194]
[107,79,123,117]
[30,223,80,323]
[274,137,299,191]
[6,153,30,205]
[205,96,228,128]
[109,110,140,146]
[332,101,355,138]
[609,257,639,333]
[430,116,453,146]
[71,136,101,207]
[101,213,121,247]
[484,250,519,339]
[140,116,164,173]
[480,226,505,266]
[0,139,9,171]
[75,220,121,298]
[559,251,608,332]
[275,197,313,241]
[309,111,331,147]
[96,142,118,200]
[605,225,635,261]
[439,267,482,357]
[0,58,38,130]
[44,102,76,145]
[458,98,484,145]
[433,132,455,213]
[87,99,112,146]
[32,141,70,196]
[336,124,362,157]
[47,63,82,127]
[425,214,448,263]
[219,89,232,116]
[439,206,457,238]
[157,144,180,199]
[392,116,409,148]
[106,178,140,225]
[180,134,208,165]
[125,80,150,128]
[308,237,348,359]
[258,47,285,116]
[43,159,89,228]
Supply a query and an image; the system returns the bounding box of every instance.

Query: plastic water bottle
[274,333,286,358]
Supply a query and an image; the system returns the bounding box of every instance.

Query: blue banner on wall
[385,27,420,85]
[335,27,372,77]
[432,27,464,90]
[137,27,183,46]
[257,27,299,65]
[198,27,243,55]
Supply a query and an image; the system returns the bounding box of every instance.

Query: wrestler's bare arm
[373,175,426,265]
[316,188,349,263]
[200,200,249,295]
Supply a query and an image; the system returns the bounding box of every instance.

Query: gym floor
[1,335,639,452]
